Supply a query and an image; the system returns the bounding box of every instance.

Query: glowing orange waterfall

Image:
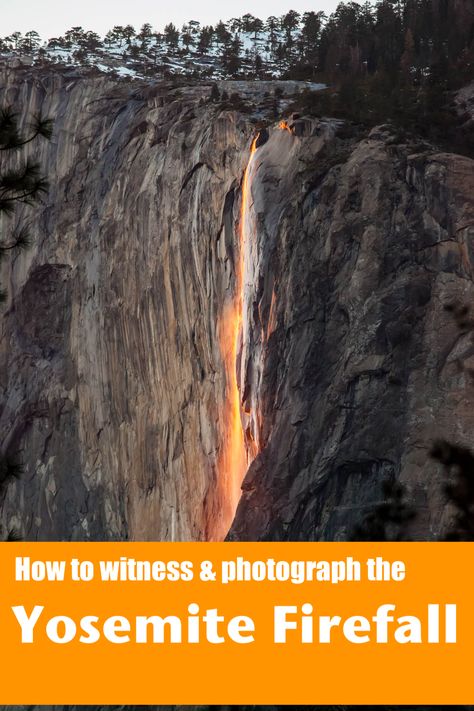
[218,136,259,531]
[278,120,292,134]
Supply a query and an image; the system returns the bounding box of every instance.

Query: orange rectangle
[0,542,472,705]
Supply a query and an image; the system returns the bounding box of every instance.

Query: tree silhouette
[1,1,474,84]
[0,106,52,540]
[222,35,242,76]
[164,23,179,51]
[352,302,474,542]
[352,481,416,541]
[431,441,474,541]
[0,108,52,302]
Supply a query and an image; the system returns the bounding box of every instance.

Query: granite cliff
[230,119,474,541]
[1,67,473,542]
[0,68,252,541]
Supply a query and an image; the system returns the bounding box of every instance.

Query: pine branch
[0,107,21,149]
[0,454,23,490]
[29,113,54,142]
[431,440,474,541]
[0,198,15,217]
[0,108,53,150]
[0,159,46,195]
[351,480,416,541]
[0,160,49,214]
[5,528,23,542]
[0,106,52,307]
[1,183,49,205]
[0,225,32,255]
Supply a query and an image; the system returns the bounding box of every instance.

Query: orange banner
[0,542,471,705]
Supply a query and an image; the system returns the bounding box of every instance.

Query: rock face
[0,67,252,541]
[230,122,474,541]
[1,67,473,544]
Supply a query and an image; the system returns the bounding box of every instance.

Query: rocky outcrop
[230,122,474,541]
[1,67,473,544]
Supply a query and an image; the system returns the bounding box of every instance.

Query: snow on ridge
[0,26,324,84]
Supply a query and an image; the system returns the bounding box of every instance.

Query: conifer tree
[215,21,231,46]
[0,106,52,535]
[197,26,213,54]
[138,23,153,50]
[265,16,279,52]
[164,23,179,50]
[0,107,52,301]
[222,35,242,75]
[23,30,41,53]
[122,25,136,45]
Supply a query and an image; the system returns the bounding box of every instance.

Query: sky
[1,0,344,40]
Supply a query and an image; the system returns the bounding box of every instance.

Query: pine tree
[122,25,136,46]
[0,107,52,538]
[23,30,41,53]
[111,26,126,47]
[181,28,194,51]
[352,481,416,541]
[64,26,85,46]
[79,31,101,52]
[104,30,115,48]
[222,35,242,76]
[8,32,23,52]
[228,18,242,33]
[0,107,52,303]
[215,21,231,46]
[241,14,257,33]
[265,15,280,53]
[251,17,264,40]
[300,11,324,66]
[0,455,22,494]
[197,26,213,54]
[275,42,287,72]
[164,23,179,51]
[138,23,153,50]
[281,10,300,42]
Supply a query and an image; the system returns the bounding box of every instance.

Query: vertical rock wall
[0,68,251,541]
[230,121,474,541]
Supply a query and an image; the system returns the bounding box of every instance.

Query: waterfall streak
[218,137,259,533]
